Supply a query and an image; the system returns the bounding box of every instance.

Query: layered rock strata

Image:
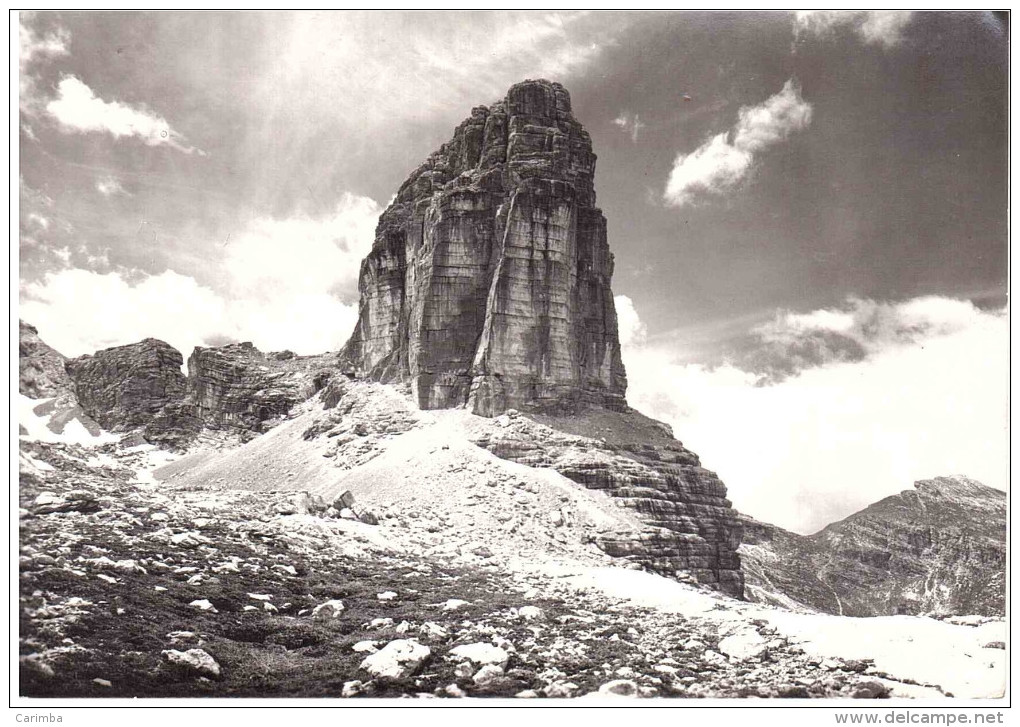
[471,409,744,597]
[340,79,627,417]
[740,476,1006,616]
[187,342,316,432]
[65,339,189,433]
[55,335,333,448]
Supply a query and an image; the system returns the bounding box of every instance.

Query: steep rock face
[19,321,72,399]
[471,409,744,597]
[341,79,627,417]
[66,339,188,433]
[187,342,319,432]
[740,476,1006,616]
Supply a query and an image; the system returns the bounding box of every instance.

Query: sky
[16,11,1009,533]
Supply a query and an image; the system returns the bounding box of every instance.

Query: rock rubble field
[18,381,1005,700]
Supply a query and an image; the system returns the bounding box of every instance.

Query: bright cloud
[614,295,647,347]
[613,112,645,143]
[664,80,812,207]
[46,76,202,154]
[96,176,128,197]
[621,295,1008,534]
[224,192,380,302]
[794,11,915,48]
[20,192,381,358]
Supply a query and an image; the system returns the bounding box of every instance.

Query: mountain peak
[340,80,626,417]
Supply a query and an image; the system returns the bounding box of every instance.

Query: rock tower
[341,79,627,416]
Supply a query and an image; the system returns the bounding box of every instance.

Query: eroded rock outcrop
[59,336,334,447]
[340,79,626,417]
[19,321,72,399]
[471,409,744,597]
[66,339,188,432]
[187,342,318,432]
[740,476,1006,616]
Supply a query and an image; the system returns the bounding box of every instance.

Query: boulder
[161,648,221,679]
[359,639,431,679]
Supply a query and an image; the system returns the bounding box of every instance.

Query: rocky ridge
[739,476,1006,617]
[19,320,73,399]
[470,410,743,597]
[340,79,627,417]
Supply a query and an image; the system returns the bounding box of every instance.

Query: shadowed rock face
[60,337,333,447]
[19,321,72,399]
[341,79,627,417]
[187,343,315,432]
[740,476,1006,616]
[65,339,188,432]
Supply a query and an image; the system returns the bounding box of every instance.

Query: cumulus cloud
[223,192,380,302]
[46,76,203,154]
[794,11,915,48]
[19,192,382,358]
[620,295,1008,534]
[614,295,647,347]
[96,176,128,197]
[664,80,812,207]
[613,112,645,143]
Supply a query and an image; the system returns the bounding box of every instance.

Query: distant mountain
[740,476,1005,617]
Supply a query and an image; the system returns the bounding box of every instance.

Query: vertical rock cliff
[340,79,627,416]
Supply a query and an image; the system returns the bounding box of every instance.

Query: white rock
[394,620,411,633]
[188,599,217,613]
[518,605,544,621]
[544,681,578,698]
[377,591,397,601]
[247,593,272,601]
[515,690,539,698]
[368,618,394,629]
[161,648,221,678]
[453,662,474,678]
[352,640,380,653]
[442,599,470,611]
[243,605,257,612]
[341,680,365,698]
[359,639,430,679]
[93,678,112,688]
[420,621,449,638]
[445,683,467,698]
[311,599,345,618]
[472,664,504,686]
[449,643,510,668]
[599,679,639,697]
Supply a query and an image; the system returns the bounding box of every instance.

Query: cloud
[96,176,129,197]
[19,192,382,358]
[664,80,812,207]
[19,15,70,117]
[794,11,915,48]
[613,112,645,143]
[46,76,203,154]
[264,12,616,129]
[620,295,1008,534]
[19,16,69,67]
[223,192,381,302]
[614,295,647,347]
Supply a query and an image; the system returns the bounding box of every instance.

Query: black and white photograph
[13,9,1009,714]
